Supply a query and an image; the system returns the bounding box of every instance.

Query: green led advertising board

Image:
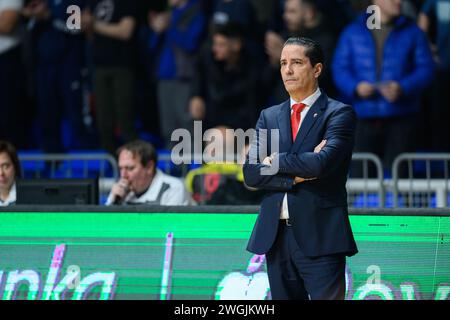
[0,209,449,300]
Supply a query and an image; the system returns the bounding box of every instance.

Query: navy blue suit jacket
[243,90,358,257]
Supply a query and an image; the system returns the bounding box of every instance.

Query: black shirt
[192,46,261,130]
[91,0,137,67]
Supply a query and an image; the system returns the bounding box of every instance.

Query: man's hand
[149,11,170,34]
[110,178,130,203]
[293,140,326,185]
[265,31,284,67]
[314,139,327,153]
[81,9,94,33]
[262,152,277,166]
[356,81,376,99]
[294,176,306,184]
[262,156,272,166]
[189,96,206,120]
[378,81,402,103]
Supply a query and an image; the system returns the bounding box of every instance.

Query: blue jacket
[150,0,206,80]
[244,91,358,257]
[332,14,435,119]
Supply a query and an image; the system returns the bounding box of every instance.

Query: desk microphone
[112,195,123,205]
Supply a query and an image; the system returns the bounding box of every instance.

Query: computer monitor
[16,178,99,205]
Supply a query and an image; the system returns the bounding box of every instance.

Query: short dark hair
[0,140,22,179]
[212,22,245,41]
[283,37,324,67]
[301,0,319,10]
[116,140,158,168]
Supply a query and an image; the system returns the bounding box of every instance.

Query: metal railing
[347,153,385,208]
[157,153,193,177]
[158,152,387,208]
[19,153,119,201]
[17,151,450,208]
[19,153,119,179]
[392,153,450,208]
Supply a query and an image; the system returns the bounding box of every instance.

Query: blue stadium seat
[351,193,380,208]
[18,150,46,178]
[58,150,115,178]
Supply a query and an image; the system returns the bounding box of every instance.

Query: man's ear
[231,39,243,53]
[146,160,156,175]
[314,63,323,78]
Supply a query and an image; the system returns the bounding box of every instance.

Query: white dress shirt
[106,169,192,206]
[0,0,23,54]
[280,87,322,219]
[0,183,16,206]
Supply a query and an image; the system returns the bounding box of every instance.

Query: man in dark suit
[243,37,358,300]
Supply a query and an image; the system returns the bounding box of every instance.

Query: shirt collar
[0,183,16,206]
[135,169,162,199]
[290,87,322,110]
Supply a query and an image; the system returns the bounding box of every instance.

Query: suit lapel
[277,100,293,153]
[292,92,328,150]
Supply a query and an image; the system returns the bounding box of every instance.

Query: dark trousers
[0,46,25,146]
[157,80,192,148]
[352,115,417,177]
[94,67,137,155]
[266,223,346,300]
[36,60,87,152]
[429,70,450,152]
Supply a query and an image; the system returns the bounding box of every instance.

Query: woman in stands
[0,140,21,206]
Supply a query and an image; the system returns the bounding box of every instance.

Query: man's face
[212,34,241,62]
[280,44,321,97]
[0,152,15,192]
[169,0,187,8]
[374,0,402,19]
[212,34,232,61]
[118,150,154,194]
[283,0,303,32]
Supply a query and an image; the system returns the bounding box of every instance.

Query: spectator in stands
[185,126,239,204]
[0,0,25,147]
[24,0,90,152]
[0,140,21,206]
[81,0,138,155]
[189,23,260,131]
[206,140,265,205]
[211,0,263,58]
[211,0,258,34]
[419,0,450,151]
[332,0,435,174]
[148,0,206,148]
[402,0,420,18]
[264,0,337,103]
[185,126,264,205]
[106,140,191,205]
[269,0,354,35]
[248,0,275,33]
[134,1,167,145]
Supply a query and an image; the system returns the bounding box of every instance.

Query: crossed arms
[243,105,356,191]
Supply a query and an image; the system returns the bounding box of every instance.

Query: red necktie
[291,103,307,141]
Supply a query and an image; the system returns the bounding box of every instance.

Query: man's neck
[291,86,319,102]
[0,188,10,202]
[135,174,155,198]
[303,13,321,29]
[380,12,396,25]
[225,53,240,69]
